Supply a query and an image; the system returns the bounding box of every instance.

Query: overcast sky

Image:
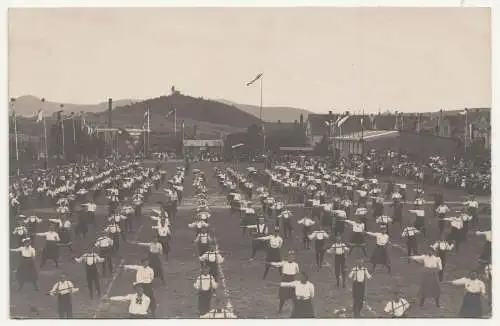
[8,7,491,113]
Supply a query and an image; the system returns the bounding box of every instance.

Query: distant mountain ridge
[11,95,138,117]
[216,99,311,123]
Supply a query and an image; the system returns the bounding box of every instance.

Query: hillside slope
[103,94,261,129]
[10,95,138,117]
[217,99,311,122]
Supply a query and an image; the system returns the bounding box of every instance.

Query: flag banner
[459,109,468,116]
[415,114,422,133]
[56,109,64,121]
[337,115,350,127]
[35,109,43,123]
[369,114,376,129]
[64,112,75,120]
[165,108,175,119]
[246,73,263,86]
[144,109,150,119]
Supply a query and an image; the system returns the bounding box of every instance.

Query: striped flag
[246,73,263,86]
[335,115,343,125]
[337,114,349,127]
[34,109,43,123]
[165,108,175,119]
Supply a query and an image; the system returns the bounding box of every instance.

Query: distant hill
[11,95,138,117]
[12,93,262,139]
[216,99,311,123]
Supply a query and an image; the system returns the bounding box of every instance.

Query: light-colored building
[183,139,224,156]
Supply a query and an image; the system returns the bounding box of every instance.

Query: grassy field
[9,161,491,319]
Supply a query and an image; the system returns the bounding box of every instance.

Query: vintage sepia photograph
[6,4,492,319]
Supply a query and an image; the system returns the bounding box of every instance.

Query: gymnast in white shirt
[450,271,486,318]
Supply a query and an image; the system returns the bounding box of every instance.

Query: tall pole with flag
[72,113,76,144]
[181,120,185,156]
[143,107,150,157]
[246,73,265,154]
[39,98,49,168]
[10,98,20,175]
[361,109,365,155]
[464,108,469,152]
[147,107,151,156]
[61,105,66,159]
[173,107,177,136]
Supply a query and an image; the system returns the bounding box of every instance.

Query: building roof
[308,113,394,137]
[183,139,223,147]
[333,130,399,142]
[264,122,306,135]
[280,146,314,152]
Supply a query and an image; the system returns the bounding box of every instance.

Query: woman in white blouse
[449,271,486,318]
[107,284,151,318]
[10,238,38,291]
[280,272,315,318]
[410,249,442,308]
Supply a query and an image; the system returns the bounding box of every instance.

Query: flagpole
[11,98,20,175]
[80,112,85,163]
[173,107,177,136]
[41,98,49,169]
[60,105,65,160]
[147,107,151,157]
[72,115,76,144]
[361,109,364,154]
[464,108,468,152]
[260,76,265,155]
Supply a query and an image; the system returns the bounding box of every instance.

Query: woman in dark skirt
[445,216,465,252]
[346,218,367,256]
[411,206,426,236]
[10,238,39,290]
[476,231,491,266]
[37,227,61,268]
[283,272,315,318]
[391,199,403,228]
[146,238,165,284]
[366,227,391,273]
[261,229,283,279]
[410,250,441,307]
[451,271,485,318]
[49,218,72,247]
[333,210,345,237]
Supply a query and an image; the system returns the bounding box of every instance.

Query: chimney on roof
[108,98,112,128]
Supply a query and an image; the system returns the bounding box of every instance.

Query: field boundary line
[92,224,144,318]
